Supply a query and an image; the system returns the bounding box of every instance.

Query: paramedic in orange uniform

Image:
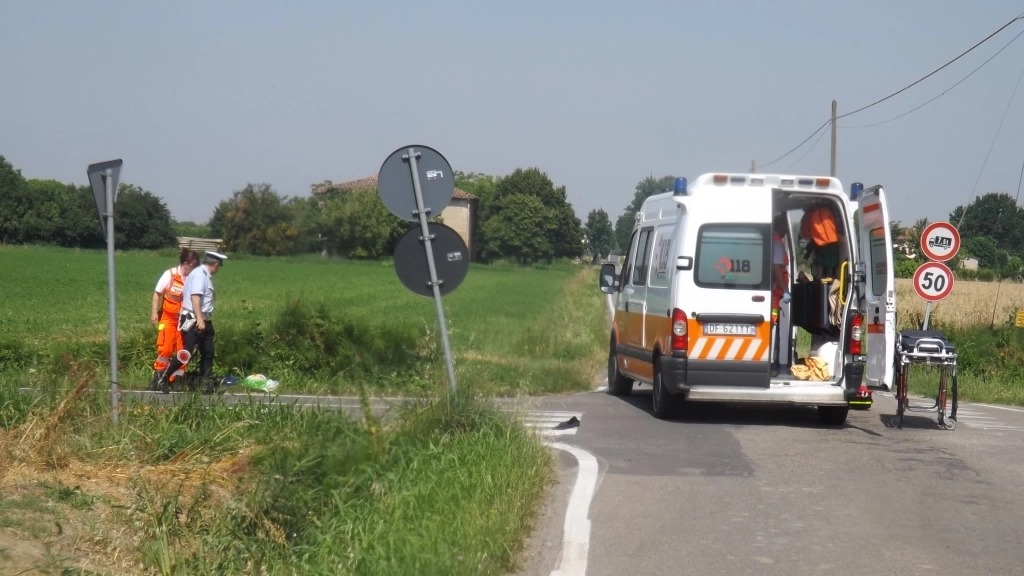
[148,248,200,391]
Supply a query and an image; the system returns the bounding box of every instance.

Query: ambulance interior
[771,190,854,384]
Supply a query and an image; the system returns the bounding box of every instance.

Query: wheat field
[895,278,1024,329]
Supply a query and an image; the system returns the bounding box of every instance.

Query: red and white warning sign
[919,221,960,262]
[913,261,954,302]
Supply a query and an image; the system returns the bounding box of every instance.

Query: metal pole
[406,147,458,391]
[922,301,933,331]
[105,169,119,424]
[830,100,837,177]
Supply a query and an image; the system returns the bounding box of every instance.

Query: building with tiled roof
[313,173,478,259]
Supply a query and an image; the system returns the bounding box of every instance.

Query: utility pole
[750,159,756,173]
[830,100,837,177]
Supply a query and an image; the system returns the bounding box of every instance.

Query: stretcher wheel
[942,419,956,431]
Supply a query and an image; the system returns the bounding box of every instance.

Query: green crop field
[0,245,608,396]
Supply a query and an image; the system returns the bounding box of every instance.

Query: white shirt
[154,268,174,293]
[182,265,215,317]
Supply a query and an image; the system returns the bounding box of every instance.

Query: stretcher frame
[891,331,958,430]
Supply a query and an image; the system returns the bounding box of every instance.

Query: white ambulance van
[599,173,896,425]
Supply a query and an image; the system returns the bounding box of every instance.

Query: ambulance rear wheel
[818,405,849,426]
[651,363,679,420]
[607,339,633,396]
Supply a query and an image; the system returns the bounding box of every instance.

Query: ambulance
[598,173,896,424]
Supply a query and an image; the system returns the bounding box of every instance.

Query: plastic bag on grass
[242,373,280,392]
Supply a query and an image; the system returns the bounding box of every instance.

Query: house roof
[313,173,477,200]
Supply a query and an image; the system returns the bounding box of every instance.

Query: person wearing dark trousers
[158,250,227,394]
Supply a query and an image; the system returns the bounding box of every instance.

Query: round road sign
[919,221,960,262]
[378,145,455,222]
[912,261,954,302]
[393,222,469,297]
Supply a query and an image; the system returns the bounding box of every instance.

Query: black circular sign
[393,223,469,297]
[378,145,455,222]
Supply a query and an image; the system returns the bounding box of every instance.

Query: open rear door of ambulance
[857,186,896,391]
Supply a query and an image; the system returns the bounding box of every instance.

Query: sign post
[87,159,122,424]
[916,221,960,330]
[377,145,467,392]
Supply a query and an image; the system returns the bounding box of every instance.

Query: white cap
[206,250,228,262]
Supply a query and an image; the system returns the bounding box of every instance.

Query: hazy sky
[4,1,1024,228]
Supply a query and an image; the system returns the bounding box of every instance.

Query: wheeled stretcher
[891,330,958,430]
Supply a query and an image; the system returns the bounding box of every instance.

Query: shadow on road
[879,413,948,430]
[610,388,841,429]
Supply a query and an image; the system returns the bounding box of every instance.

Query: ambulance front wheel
[607,337,633,396]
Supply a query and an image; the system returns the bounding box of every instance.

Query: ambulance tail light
[849,313,863,355]
[671,308,688,351]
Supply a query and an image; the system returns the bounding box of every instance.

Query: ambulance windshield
[695,224,770,290]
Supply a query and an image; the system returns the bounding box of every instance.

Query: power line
[784,122,830,171]
[837,12,1024,119]
[957,59,1024,228]
[841,26,1024,129]
[758,12,1024,168]
[758,120,831,169]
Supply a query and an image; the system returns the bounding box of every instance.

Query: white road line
[547,442,598,576]
[975,403,1024,414]
[972,425,1024,431]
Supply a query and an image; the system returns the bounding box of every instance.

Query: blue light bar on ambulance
[674,177,688,195]
[798,178,814,186]
[850,182,863,200]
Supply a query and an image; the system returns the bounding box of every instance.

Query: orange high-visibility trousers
[153,315,188,380]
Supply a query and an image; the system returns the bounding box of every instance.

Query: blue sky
[3,0,1024,228]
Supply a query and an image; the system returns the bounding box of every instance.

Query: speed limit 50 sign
[913,261,954,302]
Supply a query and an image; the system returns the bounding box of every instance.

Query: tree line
[0,155,624,265]
[893,192,1024,282]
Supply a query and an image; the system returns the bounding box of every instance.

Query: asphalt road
[516,386,1024,576]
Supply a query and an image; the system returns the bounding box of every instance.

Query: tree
[614,211,636,255]
[1003,256,1024,281]
[482,194,553,265]
[113,184,177,250]
[318,188,408,259]
[483,167,584,263]
[964,236,1007,273]
[211,183,302,256]
[454,171,498,212]
[614,175,676,254]
[950,192,1024,255]
[585,208,615,261]
[173,220,213,239]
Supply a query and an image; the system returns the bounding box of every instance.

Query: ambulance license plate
[703,323,755,336]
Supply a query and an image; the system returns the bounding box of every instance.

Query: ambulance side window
[631,228,654,286]
[620,231,639,289]
[649,225,675,289]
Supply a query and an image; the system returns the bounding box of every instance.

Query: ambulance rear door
[856,186,896,391]
[685,186,774,388]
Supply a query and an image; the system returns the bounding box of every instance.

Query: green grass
[0,377,554,575]
[0,245,607,395]
[903,323,1024,405]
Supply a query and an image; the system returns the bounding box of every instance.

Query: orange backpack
[800,205,839,246]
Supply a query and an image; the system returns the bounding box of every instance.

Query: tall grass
[0,373,554,575]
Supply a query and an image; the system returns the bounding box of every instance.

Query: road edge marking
[974,403,1024,414]
[546,442,598,576]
